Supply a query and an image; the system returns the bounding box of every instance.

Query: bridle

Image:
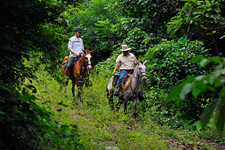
[84,54,92,67]
[130,62,147,96]
[133,63,147,82]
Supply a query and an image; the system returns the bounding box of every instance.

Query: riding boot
[64,68,69,76]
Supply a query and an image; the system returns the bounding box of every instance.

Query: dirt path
[67,110,225,150]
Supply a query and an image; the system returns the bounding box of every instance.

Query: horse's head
[82,49,94,71]
[137,60,147,83]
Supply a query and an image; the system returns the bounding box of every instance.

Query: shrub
[144,37,212,89]
[142,37,215,123]
[167,56,225,133]
[0,83,84,149]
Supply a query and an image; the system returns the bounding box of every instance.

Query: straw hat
[120,45,131,51]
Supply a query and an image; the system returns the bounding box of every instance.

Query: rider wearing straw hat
[112,44,139,96]
[113,45,146,100]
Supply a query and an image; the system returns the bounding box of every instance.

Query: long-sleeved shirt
[68,36,84,57]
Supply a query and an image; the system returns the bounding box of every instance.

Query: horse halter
[84,53,92,67]
[137,62,147,82]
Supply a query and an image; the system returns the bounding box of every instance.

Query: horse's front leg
[133,98,138,120]
[107,89,115,111]
[123,94,131,114]
[64,78,69,99]
[77,79,83,103]
[72,80,76,103]
[116,97,123,112]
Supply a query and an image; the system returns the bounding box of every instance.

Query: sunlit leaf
[199,25,207,30]
[167,77,195,102]
[210,69,223,85]
[179,83,193,100]
[211,56,221,63]
[199,58,210,67]
[195,75,205,81]
[191,55,205,63]
[192,85,202,98]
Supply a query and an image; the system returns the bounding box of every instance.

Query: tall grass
[27,65,222,149]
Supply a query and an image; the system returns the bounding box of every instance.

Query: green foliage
[167,0,225,56]
[119,0,177,42]
[0,0,82,148]
[64,0,120,65]
[122,27,150,55]
[167,56,225,133]
[144,37,212,89]
[63,0,179,65]
[0,83,83,149]
[30,65,208,149]
[95,19,117,55]
[29,61,225,149]
[0,83,46,149]
[142,38,215,124]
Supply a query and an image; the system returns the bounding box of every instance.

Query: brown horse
[61,49,94,104]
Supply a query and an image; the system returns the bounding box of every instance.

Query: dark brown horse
[61,49,94,104]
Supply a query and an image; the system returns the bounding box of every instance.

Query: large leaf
[191,55,205,63]
[211,56,222,63]
[21,94,37,100]
[210,69,223,85]
[179,83,193,100]
[200,99,218,127]
[215,99,225,133]
[192,82,207,98]
[199,58,211,67]
[205,0,210,6]
[167,77,195,102]
[219,86,225,99]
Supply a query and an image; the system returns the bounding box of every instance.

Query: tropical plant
[167,55,225,133]
[167,0,225,57]
[0,0,83,148]
[141,38,214,122]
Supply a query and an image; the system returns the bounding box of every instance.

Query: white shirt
[68,36,84,57]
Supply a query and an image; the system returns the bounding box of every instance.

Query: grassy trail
[31,69,222,150]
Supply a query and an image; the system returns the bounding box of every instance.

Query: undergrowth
[27,64,224,149]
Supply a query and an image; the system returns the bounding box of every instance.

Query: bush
[144,37,212,89]
[167,56,225,133]
[0,83,84,149]
[142,37,215,124]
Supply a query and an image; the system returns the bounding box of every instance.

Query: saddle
[112,70,133,91]
[62,56,81,70]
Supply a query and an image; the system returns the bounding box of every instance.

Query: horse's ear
[143,60,147,65]
[82,49,86,53]
[90,50,94,53]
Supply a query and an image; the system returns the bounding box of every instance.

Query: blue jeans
[116,70,130,88]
